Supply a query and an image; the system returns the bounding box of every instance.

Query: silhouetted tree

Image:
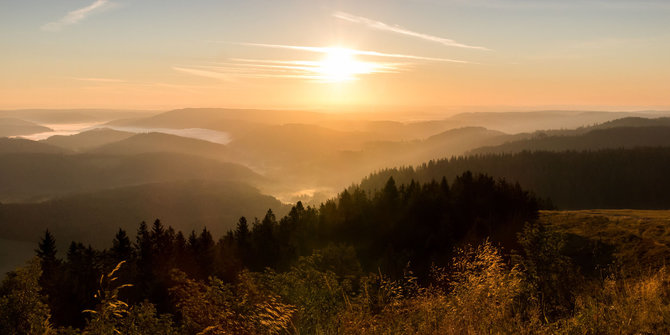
[111,228,133,263]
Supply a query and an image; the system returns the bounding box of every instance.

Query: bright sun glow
[315,47,380,82]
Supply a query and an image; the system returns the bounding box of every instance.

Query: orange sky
[2,0,669,110]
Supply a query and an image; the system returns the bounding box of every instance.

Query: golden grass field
[541,209,670,271]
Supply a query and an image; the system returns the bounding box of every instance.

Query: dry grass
[540,210,670,271]
[337,240,545,335]
[556,266,670,334]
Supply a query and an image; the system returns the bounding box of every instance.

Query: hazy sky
[1,0,669,109]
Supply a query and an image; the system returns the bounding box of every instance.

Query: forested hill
[23,172,538,330]
[358,148,670,209]
[471,126,670,154]
[0,180,289,248]
[0,152,261,202]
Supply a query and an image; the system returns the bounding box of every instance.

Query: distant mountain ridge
[89,132,231,161]
[590,117,670,129]
[0,109,158,124]
[472,125,670,154]
[108,107,669,137]
[446,111,669,133]
[0,118,52,137]
[105,108,331,138]
[43,128,135,152]
[0,138,67,154]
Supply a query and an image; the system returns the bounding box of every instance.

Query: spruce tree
[111,229,133,262]
[36,229,57,264]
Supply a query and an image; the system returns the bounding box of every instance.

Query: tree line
[3,172,540,332]
[358,147,670,209]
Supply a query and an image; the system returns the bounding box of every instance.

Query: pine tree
[111,229,133,262]
[191,228,215,279]
[235,217,250,243]
[36,229,57,264]
[35,230,60,311]
[383,176,399,200]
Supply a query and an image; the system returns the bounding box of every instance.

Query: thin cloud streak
[229,59,403,73]
[42,0,114,32]
[179,43,467,83]
[175,65,323,80]
[172,67,237,82]
[175,57,403,83]
[333,11,490,51]
[242,43,473,63]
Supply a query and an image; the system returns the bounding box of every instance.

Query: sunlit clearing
[316,47,381,82]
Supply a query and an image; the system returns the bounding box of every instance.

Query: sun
[315,47,378,82]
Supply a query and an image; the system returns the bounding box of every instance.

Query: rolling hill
[0,137,68,154]
[105,108,330,139]
[43,128,135,152]
[0,152,261,202]
[0,118,52,137]
[471,126,670,154]
[590,116,670,129]
[0,180,289,249]
[445,111,668,133]
[89,132,232,161]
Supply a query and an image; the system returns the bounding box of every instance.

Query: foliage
[259,245,361,334]
[170,270,295,335]
[82,261,134,334]
[0,258,54,335]
[81,261,180,335]
[558,267,670,334]
[116,302,182,335]
[516,221,583,319]
[336,240,543,335]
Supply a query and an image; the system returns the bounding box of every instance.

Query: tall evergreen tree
[111,228,133,262]
[36,229,57,265]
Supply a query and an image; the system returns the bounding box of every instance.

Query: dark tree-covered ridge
[358,147,670,209]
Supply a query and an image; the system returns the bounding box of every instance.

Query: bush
[0,258,54,335]
[170,269,295,334]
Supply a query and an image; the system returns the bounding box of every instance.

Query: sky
[1,0,669,110]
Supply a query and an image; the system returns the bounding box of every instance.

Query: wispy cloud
[172,67,237,82]
[42,0,115,32]
[333,11,490,51]
[178,42,475,83]
[242,43,473,63]
[173,59,400,83]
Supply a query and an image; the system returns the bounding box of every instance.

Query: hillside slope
[0,138,67,154]
[0,152,261,202]
[472,126,670,154]
[0,118,52,137]
[0,180,289,248]
[358,148,670,209]
[43,128,135,152]
[90,132,231,161]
